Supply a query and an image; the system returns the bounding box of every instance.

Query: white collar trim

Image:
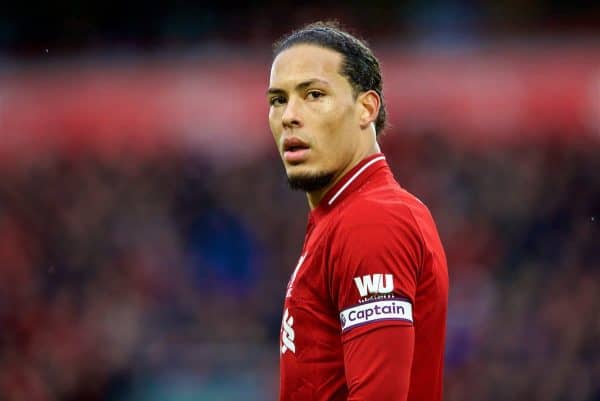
[327,155,386,206]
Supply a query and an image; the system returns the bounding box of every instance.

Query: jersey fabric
[279,153,449,401]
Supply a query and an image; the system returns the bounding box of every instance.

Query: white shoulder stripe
[328,156,386,206]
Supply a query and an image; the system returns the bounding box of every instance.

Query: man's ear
[357,90,380,130]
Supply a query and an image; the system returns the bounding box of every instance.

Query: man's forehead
[269,45,344,87]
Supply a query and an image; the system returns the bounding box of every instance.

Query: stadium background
[1,2,599,400]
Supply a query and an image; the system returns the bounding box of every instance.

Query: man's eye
[270,96,286,106]
[307,91,324,100]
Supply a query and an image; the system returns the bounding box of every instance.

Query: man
[267,21,448,401]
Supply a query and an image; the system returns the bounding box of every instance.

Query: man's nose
[282,98,303,129]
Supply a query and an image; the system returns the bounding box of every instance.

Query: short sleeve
[328,208,423,342]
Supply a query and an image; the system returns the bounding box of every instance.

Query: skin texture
[267,44,382,209]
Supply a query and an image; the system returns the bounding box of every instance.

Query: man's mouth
[283,137,311,164]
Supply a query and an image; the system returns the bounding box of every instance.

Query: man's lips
[284,148,310,163]
[282,137,310,163]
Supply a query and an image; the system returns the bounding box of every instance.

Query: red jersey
[279,153,448,401]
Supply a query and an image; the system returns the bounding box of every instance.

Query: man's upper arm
[328,208,423,399]
[344,325,414,401]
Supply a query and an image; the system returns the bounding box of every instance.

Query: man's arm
[328,206,423,400]
[344,325,414,401]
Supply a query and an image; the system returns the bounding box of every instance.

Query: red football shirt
[279,153,448,401]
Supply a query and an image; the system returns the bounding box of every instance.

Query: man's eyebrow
[266,79,331,96]
[266,87,285,96]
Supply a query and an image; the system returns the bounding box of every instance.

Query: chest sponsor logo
[354,273,394,297]
[286,253,306,298]
[339,298,413,332]
[280,308,295,354]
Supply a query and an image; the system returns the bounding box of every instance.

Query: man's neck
[306,143,381,210]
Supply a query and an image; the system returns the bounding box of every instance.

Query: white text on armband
[339,298,413,332]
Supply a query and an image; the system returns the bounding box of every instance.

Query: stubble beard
[286,171,336,193]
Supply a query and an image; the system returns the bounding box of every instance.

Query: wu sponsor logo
[354,274,394,297]
[280,308,295,354]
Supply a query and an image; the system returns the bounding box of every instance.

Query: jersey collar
[310,153,388,220]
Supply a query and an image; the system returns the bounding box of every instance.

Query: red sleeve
[329,213,422,341]
[344,326,414,401]
[328,207,423,400]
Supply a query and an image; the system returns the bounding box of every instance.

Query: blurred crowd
[0,131,598,400]
[4,1,600,60]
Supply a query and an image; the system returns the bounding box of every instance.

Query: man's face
[267,44,363,191]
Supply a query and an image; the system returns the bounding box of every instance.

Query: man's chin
[287,171,335,193]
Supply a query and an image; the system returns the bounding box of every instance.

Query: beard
[287,171,336,192]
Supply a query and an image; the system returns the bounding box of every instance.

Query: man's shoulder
[335,183,429,230]
[325,184,428,282]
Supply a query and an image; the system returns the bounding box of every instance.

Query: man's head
[267,21,385,198]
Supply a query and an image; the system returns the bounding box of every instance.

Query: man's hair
[273,21,387,135]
